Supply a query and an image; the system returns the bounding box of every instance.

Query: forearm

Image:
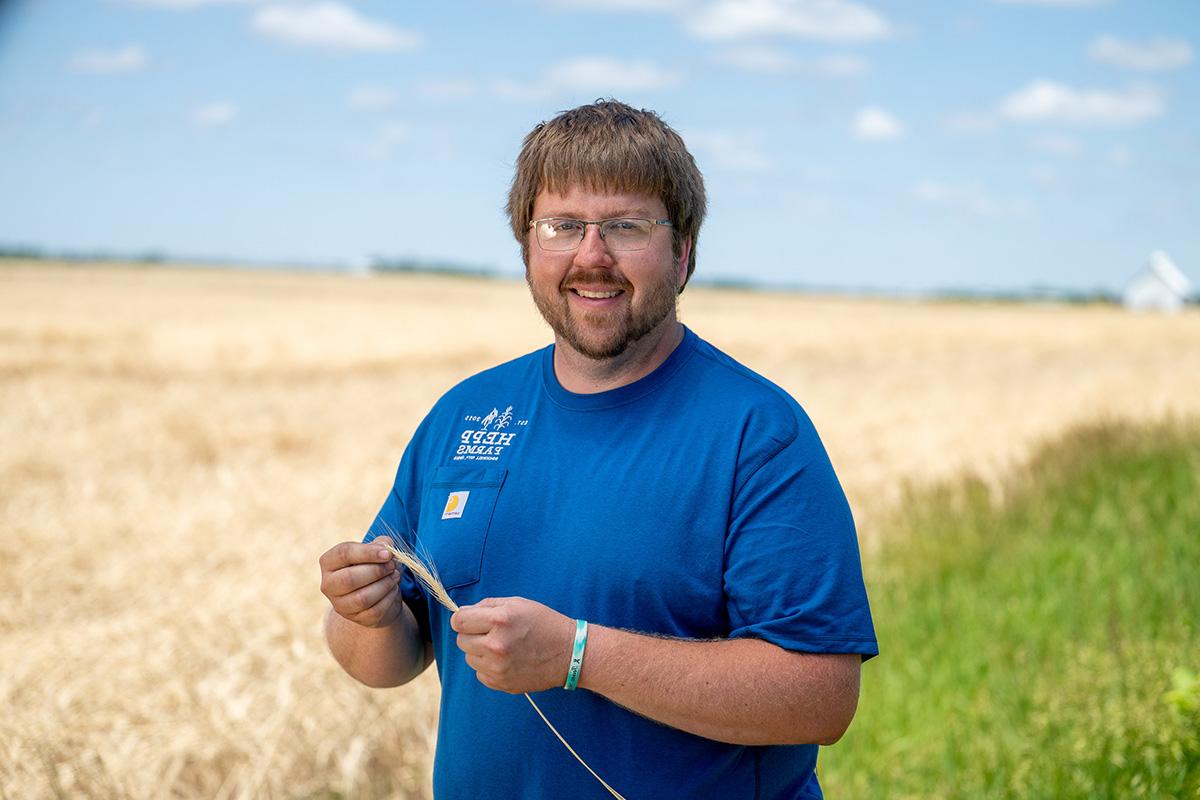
[578,626,860,746]
[324,601,431,689]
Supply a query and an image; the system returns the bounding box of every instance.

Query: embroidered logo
[453,404,529,462]
[441,491,469,520]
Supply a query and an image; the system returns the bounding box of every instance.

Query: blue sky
[0,0,1196,292]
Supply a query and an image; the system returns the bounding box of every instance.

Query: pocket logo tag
[441,490,469,520]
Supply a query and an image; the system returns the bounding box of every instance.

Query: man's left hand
[450,597,576,693]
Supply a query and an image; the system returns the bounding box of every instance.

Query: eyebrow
[537,206,658,220]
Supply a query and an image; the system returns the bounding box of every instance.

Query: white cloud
[347,86,398,111]
[190,102,237,127]
[553,57,683,91]
[251,3,422,52]
[1107,145,1133,168]
[688,0,892,42]
[715,47,869,77]
[989,0,1112,6]
[716,46,797,74]
[1028,165,1061,187]
[70,45,148,74]
[853,106,903,140]
[999,80,1164,125]
[913,180,998,216]
[416,79,478,101]
[542,0,686,10]
[493,79,554,103]
[360,122,410,160]
[686,131,774,172]
[494,57,682,101]
[943,112,997,133]
[126,0,255,7]
[810,54,870,77]
[1088,35,1194,72]
[1030,134,1082,157]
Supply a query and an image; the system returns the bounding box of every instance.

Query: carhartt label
[442,491,469,520]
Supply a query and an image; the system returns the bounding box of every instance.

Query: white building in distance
[1123,251,1192,313]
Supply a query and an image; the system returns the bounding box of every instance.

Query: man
[320,99,877,799]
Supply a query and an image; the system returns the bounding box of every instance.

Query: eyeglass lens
[535,219,656,251]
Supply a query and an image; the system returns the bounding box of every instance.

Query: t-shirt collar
[541,325,698,411]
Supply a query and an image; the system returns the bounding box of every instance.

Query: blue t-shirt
[367,327,877,800]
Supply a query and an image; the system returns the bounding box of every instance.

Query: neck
[553,320,685,394]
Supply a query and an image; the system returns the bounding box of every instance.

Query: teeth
[575,289,621,299]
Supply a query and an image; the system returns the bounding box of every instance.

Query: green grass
[821,418,1200,799]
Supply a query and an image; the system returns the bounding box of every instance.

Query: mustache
[560,270,630,292]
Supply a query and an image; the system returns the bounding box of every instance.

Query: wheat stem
[371,520,627,800]
[376,537,460,613]
[521,692,626,799]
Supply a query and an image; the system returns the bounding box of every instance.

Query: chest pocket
[417,465,507,590]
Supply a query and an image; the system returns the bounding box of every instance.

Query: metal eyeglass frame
[529,217,673,252]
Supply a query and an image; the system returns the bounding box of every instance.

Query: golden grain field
[3,261,1199,799]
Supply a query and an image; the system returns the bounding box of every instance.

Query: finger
[466,662,509,693]
[346,575,404,628]
[464,650,493,673]
[456,632,483,656]
[367,536,398,562]
[479,674,506,692]
[450,605,502,635]
[340,571,403,620]
[320,540,395,571]
[453,597,512,614]
[323,561,397,598]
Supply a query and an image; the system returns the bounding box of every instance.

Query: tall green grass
[822,419,1200,799]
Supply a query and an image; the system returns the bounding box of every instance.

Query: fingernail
[377,549,390,560]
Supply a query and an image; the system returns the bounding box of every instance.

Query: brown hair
[506,99,707,288]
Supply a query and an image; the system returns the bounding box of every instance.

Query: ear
[676,236,692,290]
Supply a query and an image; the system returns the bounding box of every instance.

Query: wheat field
[2,261,1199,799]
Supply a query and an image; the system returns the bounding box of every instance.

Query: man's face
[525,185,688,361]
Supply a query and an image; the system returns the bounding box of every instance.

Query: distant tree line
[3,243,1193,304]
[0,243,166,263]
[931,284,1122,305]
[368,256,498,279]
[691,277,1130,305]
[0,243,505,280]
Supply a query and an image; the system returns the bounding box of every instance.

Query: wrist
[573,623,620,694]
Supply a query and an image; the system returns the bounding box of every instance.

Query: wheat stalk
[374,520,460,613]
[372,519,626,800]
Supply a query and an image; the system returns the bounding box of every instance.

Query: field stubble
[2,262,1199,798]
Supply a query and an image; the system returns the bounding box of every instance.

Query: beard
[526,265,679,361]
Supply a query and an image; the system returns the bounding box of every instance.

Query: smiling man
[320,100,878,799]
[525,185,686,389]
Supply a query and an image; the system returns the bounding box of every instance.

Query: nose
[573,223,615,268]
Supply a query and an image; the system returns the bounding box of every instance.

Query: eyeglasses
[529,217,673,252]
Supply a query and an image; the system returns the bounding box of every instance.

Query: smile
[571,289,623,299]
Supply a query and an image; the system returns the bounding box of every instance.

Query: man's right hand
[319,538,404,629]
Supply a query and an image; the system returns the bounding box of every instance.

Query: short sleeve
[724,415,878,660]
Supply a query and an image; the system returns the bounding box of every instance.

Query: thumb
[369,537,395,561]
[451,597,499,619]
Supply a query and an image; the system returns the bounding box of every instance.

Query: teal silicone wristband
[564,619,588,691]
